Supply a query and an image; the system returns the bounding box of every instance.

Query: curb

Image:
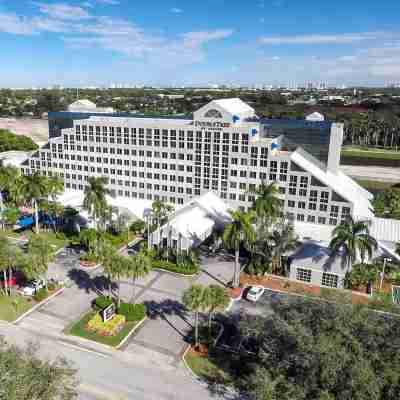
[115,316,147,349]
[13,287,65,324]
[181,346,208,386]
[153,268,199,278]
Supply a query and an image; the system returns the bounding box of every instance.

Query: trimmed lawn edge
[12,287,65,324]
[182,345,207,385]
[67,310,146,349]
[153,267,199,278]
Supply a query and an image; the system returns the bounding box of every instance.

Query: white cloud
[260,32,387,45]
[34,2,92,20]
[170,8,183,13]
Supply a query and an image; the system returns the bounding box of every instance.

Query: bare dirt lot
[0,118,49,145]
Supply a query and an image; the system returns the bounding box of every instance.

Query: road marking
[79,383,129,400]
[58,341,110,358]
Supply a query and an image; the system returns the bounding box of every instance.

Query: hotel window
[269,174,277,181]
[309,203,317,210]
[300,176,308,188]
[329,218,338,226]
[307,215,315,223]
[299,189,307,197]
[296,268,312,283]
[310,190,318,202]
[320,191,329,203]
[270,161,278,172]
[330,205,339,217]
[298,201,306,209]
[240,171,247,178]
[289,188,296,196]
[280,161,288,174]
[288,200,295,208]
[318,216,326,224]
[289,175,297,187]
[279,187,286,195]
[320,204,328,212]
[297,214,305,221]
[322,272,338,288]
[341,207,351,216]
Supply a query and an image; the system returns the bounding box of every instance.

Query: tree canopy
[0,129,38,152]
[224,299,400,400]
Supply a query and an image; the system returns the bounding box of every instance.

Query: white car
[22,280,45,296]
[246,286,265,302]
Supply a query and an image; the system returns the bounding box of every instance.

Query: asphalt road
[0,320,230,400]
[340,165,400,183]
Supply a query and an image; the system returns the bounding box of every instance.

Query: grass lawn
[4,230,68,251]
[342,147,400,159]
[355,179,394,192]
[68,311,141,347]
[184,348,231,385]
[0,295,34,322]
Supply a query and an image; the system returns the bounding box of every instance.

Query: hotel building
[21,98,374,227]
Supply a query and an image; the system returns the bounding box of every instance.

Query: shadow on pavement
[67,268,116,295]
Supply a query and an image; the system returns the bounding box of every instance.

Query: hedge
[94,296,113,310]
[34,288,48,302]
[117,303,146,322]
[152,260,199,275]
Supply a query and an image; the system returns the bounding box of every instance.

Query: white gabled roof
[291,148,374,218]
[212,98,255,116]
[306,111,325,121]
[68,100,97,110]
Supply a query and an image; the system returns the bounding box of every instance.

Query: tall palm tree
[83,177,110,229]
[182,284,208,348]
[47,176,64,202]
[25,235,54,289]
[249,182,281,229]
[0,237,22,296]
[269,220,299,276]
[329,216,378,271]
[16,173,49,233]
[204,285,230,333]
[99,242,118,298]
[0,166,20,211]
[223,210,256,288]
[127,250,152,301]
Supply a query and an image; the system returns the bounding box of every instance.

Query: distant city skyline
[1,0,400,87]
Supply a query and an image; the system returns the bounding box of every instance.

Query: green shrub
[80,252,99,263]
[34,288,49,302]
[47,282,57,291]
[152,260,198,275]
[117,303,146,322]
[94,296,114,310]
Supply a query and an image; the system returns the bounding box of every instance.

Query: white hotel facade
[22,98,374,228]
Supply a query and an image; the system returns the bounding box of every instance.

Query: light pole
[380,257,392,290]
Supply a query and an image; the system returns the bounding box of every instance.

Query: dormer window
[204,109,223,118]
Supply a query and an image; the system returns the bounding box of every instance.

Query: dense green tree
[223,210,256,287]
[0,237,24,296]
[228,298,400,400]
[0,339,77,400]
[0,129,38,152]
[329,216,378,269]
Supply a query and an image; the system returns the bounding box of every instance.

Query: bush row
[93,296,147,322]
[152,260,199,275]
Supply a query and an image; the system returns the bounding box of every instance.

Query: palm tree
[269,220,298,276]
[0,240,24,296]
[0,166,20,211]
[223,210,256,288]
[204,285,230,333]
[249,182,281,229]
[127,250,152,301]
[83,177,110,229]
[329,216,378,271]
[99,242,118,298]
[25,235,54,289]
[79,228,98,255]
[182,284,208,348]
[15,173,50,233]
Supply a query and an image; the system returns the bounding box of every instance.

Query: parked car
[246,286,265,302]
[0,270,22,288]
[22,279,45,296]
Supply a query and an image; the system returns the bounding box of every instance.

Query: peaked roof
[212,98,255,115]
[306,111,325,121]
[290,148,373,218]
[68,99,97,110]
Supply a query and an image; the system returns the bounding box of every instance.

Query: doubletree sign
[102,303,116,322]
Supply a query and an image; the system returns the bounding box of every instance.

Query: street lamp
[380,257,392,290]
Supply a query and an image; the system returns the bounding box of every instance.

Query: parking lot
[17,250,236,365]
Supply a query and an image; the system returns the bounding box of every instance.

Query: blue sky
[1,0,400,87]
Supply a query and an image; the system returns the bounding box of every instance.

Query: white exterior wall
[23,101,357,229]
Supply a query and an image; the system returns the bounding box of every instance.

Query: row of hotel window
[74,127,250,144]
[287,200,350,214]
[296,268,339,288]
